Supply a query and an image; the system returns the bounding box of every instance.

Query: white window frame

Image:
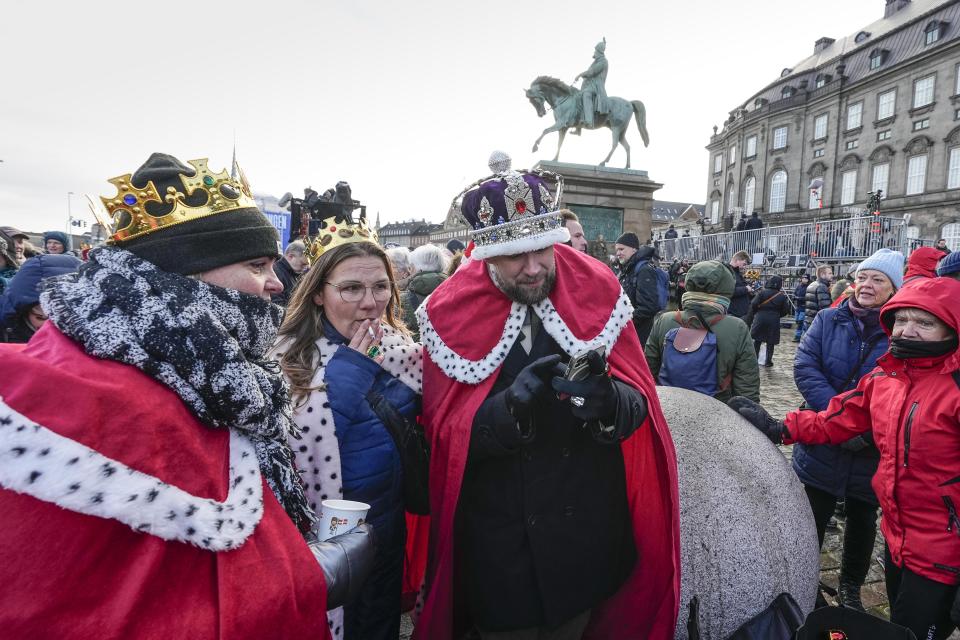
[727,184,736,216]
[942,223,960,251]
[813,113,828,140]
[948,147,960,189]
[743,176,756,214]
[913,75,935,109]
[926,23,942,45]
[840,170,857,205]
[870,52,883,70]
[809,184,822,210]
[745,135,757,158]
[877,89,896,120]
[714,153,723,174]
[846,101,863,130]
[769,171,787,213]
[710,199,720,224]
[955,63,960,96]
[772,126,788,150]
[729,145,737,165]
[906,155,928,195]
[871,163,890,197]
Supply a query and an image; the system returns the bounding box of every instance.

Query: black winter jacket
[749,283,790,344]
[728,266,751,318]
[618,249,660,321]
[271,257,300,307]
[804,278,832,329]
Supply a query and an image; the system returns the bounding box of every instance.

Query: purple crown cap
[460,172,556,231]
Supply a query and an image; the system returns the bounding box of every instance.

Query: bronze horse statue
[526,76,649,169]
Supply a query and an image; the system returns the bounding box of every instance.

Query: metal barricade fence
[659,216,907,266]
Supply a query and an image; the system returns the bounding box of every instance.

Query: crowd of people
[3,150,960,640]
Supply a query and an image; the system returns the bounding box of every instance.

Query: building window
[816,75,827,89]
[877,89,896,120]
[727,184,736,217]
[869,49,888,70]
[943,223,960,250]
[809,184,823,210]
[846,139,859,150]
[743,176,756,214]
[729,145,737,165]
[745,135,757,158]
[814,113,828,140]
[955,62,960,95]
[871,163,890,196]
[713,153,722,174]
[772,126,788,150]
[813,148,825,158]
[710,199,720,224]
[949,148,960,189]
[782,86,794,99]
[907,225,921,242]
[913,75,935,109]
[906,155,928,195]
[913,119,930,131]
[877,130,891,141]
[855,31,871,44]
[769,171,787,213]
[925,21,943,45]
[846,101,863,130]
[840,170,857,205]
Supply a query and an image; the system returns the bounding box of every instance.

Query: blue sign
[262,211,292,250]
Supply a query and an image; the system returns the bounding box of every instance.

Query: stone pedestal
[534,160,662,244]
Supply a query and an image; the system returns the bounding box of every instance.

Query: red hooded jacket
[785,277,960,585]
[412,244,681,639]
[903,246,946,287]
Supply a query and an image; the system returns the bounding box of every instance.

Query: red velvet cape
[0,326,330,640]
[413,245,680,639]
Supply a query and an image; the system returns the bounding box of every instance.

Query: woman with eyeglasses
[273,240,422,640]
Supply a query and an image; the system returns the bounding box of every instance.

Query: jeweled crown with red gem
[99,158,258,243]
[303,209,378,264]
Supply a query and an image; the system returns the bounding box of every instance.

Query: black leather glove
[951,584,960,626]
[308,523,376,610]
[728,396,787,445]
[551,350,616,423]
[505,354,563,421]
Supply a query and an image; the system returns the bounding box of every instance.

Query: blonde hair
[277,242,407,406]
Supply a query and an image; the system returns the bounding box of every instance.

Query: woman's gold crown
[303,212,379,264]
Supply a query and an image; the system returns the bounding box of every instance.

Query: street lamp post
[66,191,75,237]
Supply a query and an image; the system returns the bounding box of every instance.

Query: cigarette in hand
[367,325,376,340]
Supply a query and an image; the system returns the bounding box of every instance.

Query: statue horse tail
[631,100,650,147]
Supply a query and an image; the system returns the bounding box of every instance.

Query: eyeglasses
[325,280,393,303]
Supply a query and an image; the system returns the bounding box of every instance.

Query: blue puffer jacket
[792,298,888,504]
[0,254,81,326]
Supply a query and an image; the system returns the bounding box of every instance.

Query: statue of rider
[574,38,609,130]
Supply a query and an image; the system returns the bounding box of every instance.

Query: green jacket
[643,260,760,403]
[403,271,446,340]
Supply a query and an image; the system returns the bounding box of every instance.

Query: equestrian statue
[526,38,649,169]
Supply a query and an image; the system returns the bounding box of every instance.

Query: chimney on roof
[814,37,835,53]
[885,0,911,18]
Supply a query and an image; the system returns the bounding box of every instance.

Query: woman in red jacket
[731,277,960,640]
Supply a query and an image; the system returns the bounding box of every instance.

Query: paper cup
[319,499,370,541]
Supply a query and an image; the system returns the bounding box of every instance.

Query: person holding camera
[413,159,680,640]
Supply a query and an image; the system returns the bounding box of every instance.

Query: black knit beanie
[615,232,640,250]
[115,153,280,275]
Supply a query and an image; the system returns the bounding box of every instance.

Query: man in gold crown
[0,152,373,639]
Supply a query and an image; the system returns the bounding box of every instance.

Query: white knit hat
[857,248,905,290]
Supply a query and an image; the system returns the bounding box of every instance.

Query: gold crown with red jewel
[98,158,257,243]
[303,210,379,263]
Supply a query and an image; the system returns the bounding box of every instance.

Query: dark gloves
[308,523,376,610]
[551,350,617,423]
[951,584,960,626]
[505,354,564,421]
[728,396,788,445]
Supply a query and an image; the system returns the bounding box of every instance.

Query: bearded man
[412,154,680,639]
[0,153,372,639]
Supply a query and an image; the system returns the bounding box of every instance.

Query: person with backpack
[732,276,960,640]
[746,275,790,368]
[615,233,668,346]
[645,260,760,403]
[792,274,811,342]
[792,248,903,612]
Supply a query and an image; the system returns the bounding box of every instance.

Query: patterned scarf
[40,246,316,533]
[681,290,730,315]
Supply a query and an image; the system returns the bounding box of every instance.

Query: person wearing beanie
[645,259,760,403]
[791,247,901,611]
[937,250,960,280]
[903,246,946,288]
[41,230,72,255]
[616,233,665,345]
[0,153,374,639]
[446,238,465,254]
[0,226,28,265]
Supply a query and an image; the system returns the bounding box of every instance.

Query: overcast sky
[1,0,878,234]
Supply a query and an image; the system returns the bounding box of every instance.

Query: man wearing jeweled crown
[0,152,374,639]
[412,151,680,639]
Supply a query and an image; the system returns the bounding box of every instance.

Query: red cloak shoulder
[414,245,680,639]
[0,325,330,640]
